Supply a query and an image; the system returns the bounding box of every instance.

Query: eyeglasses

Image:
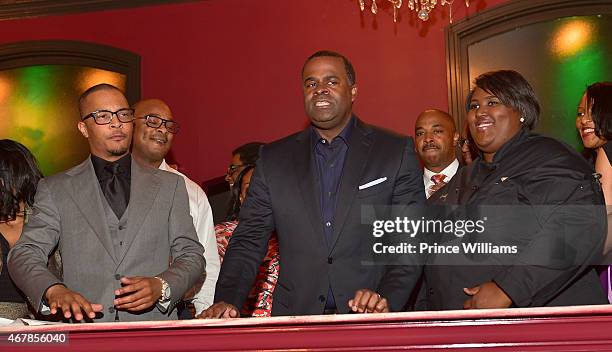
[226,163,253,175]
[227,164,244,175]
[136,115,180,134]
[82,108,135,125]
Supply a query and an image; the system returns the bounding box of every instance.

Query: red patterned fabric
[428,173,448,196]
[430,174,447,185]
[215,221,280,317]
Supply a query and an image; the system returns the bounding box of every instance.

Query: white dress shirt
[423,159,459,198]
[159,160,220,314]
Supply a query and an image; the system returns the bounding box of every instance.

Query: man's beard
[108,145,129,156]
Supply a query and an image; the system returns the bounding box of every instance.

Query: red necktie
[428,174,447,196]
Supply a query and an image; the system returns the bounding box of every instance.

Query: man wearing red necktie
[414,109,460,198]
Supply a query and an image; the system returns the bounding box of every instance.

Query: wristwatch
[155,276,171,303]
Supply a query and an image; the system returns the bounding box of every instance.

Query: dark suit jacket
[215,117,425,316]
[423,130,607,310]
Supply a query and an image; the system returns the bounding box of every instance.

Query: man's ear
[453,131,460,146]
[77,121,89,139]
[351,85,358,102]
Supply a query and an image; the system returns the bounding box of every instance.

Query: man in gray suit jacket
[8,84,205,322]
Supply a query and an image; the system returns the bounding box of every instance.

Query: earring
[520,116,525,123]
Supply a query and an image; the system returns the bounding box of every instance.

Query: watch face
[157,277,171,301]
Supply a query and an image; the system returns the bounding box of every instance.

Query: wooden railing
[2,305,612,351]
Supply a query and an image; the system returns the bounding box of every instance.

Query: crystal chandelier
[358,0,470,23]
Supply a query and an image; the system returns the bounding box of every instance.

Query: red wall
[0,0,508,183]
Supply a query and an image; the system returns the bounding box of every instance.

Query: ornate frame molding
[0,40,141,103]
[445,0,612,126]
[0,0,200,21]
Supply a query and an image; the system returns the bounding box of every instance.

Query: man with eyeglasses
[131,98,219,318]
[225,142,265,188]
[8,84,205,322]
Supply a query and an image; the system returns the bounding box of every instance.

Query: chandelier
[358,0,470,23]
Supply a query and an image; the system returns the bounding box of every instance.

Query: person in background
[131,98,220,318]
[203,164,280,317]
[576,82,612,301]
[577,82,612,204]
[225,142,265,189]
[0,140,43,319]
[414,109,459,198]
[459,120,477,166]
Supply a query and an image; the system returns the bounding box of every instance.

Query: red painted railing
[2,305,612,351]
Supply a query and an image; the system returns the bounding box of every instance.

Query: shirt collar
[159,159,170,171]
[424,158,459,182]
[91,153,131,180]
[310,115,355,149]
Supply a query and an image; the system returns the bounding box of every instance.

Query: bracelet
[154,276,170,302]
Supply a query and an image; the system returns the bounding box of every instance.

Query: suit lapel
[116,159,160,266]
[67,158,117,263]
[294,129,328,254]
[329,119,373,252]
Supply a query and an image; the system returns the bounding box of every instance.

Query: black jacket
[424,129,607,309]
[214,117,426,315]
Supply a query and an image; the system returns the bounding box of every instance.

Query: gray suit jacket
[8,156,205,322]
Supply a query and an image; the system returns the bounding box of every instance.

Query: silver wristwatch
[155,276,171,303]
